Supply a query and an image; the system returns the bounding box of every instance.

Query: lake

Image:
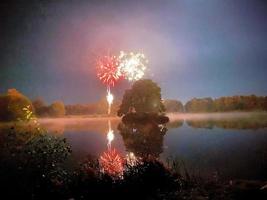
[39,112,267,180]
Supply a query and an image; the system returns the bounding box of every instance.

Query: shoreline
[0,111,266,125]
[39,111,267,122]
[167,111,267,121]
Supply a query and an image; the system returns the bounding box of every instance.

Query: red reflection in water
[99,148,124,177]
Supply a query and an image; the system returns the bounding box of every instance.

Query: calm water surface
[40,115,267,180]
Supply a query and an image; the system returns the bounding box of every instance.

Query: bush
[0,89,33,121]
[122,159,178,199]
[0,126,72,199]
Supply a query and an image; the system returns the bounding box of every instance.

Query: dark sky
[0,0,267,104]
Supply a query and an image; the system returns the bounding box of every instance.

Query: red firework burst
[96,55,121,87]
[99,148,124,178]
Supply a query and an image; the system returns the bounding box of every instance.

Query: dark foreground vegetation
[1,116,267,200]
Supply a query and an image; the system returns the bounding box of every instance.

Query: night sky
[1,0,267,104]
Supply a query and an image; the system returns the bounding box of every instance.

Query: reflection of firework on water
[99,148,124,178]
[125,152,139,167]
[96,55,121,87]
[118,51,148,81]
[107,120,114,149]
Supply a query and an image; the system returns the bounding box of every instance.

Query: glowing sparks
[126,152,139,167]
[99,148,124,178]
[118,51,148,81]
[106,87,114,115]
[96,55,121,87]
[106,89,114,105]
[96,51,148,83]
[107,120,115,149]
[107,129,114,147]
[96,55,119,115]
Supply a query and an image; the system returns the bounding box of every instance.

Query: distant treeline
[1,89,267,122]
[0,89,66,121]
[0,89,121,121]
[65,95,267,115]
[184,95,267,112]
[65,100,120,116]
[163,99,184,112]
[34,98,120,117]
[164,95,267,113]
[32,98,65,117]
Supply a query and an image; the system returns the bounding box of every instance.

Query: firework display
[96,51,148,114]
[96,51,148,84]
[117,51,148,81]
[96,55,118,115]
[96,55,121,87]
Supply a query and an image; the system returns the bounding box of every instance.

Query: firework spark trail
[96,55,120,114]
[106,86,114,115]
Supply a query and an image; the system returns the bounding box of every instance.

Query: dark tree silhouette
[118,79,165,116]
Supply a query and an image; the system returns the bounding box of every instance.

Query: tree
[32,98,45,110]
[0,89,33,121]
[185,97,213,112]
[49,101,65,117]
[0,95,9,121]
[184,95,267,112]
[32,98,47,116]
[163,99,184,113]
[118,79,165,116]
